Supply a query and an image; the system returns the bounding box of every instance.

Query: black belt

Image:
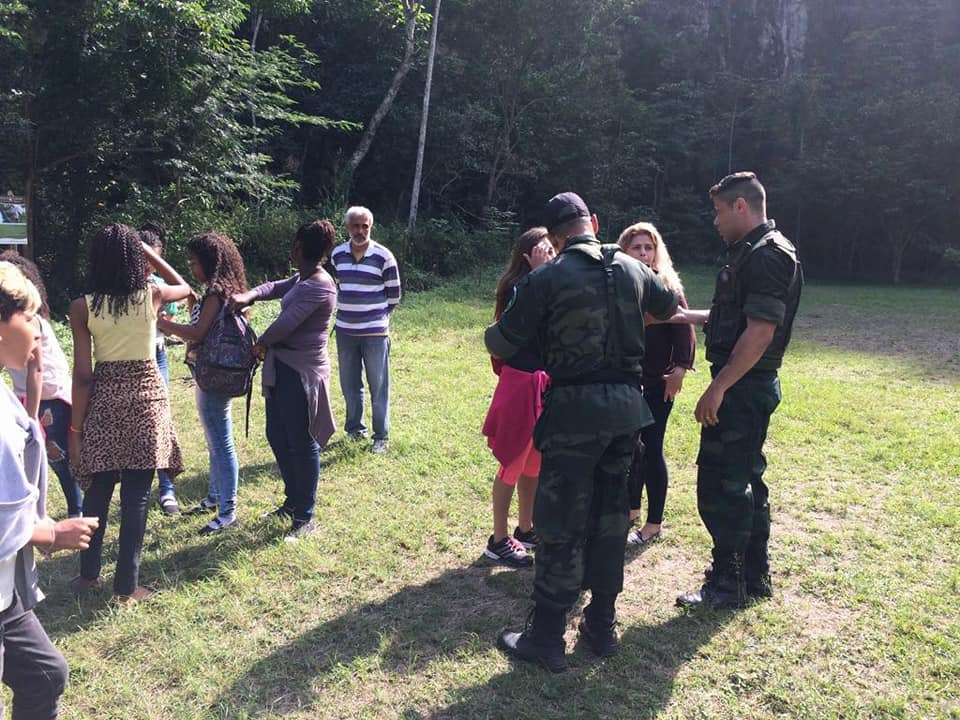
[550,369,641,388]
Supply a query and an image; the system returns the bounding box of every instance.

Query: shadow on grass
[422,609,731,720]
[214,558,731,718]
[37,458,350,639]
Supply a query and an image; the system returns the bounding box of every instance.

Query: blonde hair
[617,222,684,294]
[0,260,42,321]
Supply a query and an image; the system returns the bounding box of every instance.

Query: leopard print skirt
[72,360,185,490]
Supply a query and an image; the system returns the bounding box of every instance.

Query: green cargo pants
[532,432,638,612]
[696,370,781,566]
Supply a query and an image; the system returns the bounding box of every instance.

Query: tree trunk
[345,1,420,180]
[407,0,441,236]
[250,9,264,131]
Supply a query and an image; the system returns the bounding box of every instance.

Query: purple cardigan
[254,272,338,446]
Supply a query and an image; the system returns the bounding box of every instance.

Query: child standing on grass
[69,224,192,602]
[140,221,183,516]
[0,251,83,519]
[157,232,250,535]
[0,261,98,718]
[481,227,555,567]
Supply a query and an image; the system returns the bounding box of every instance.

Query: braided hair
[88,223,148,319]
[186,232,248,300]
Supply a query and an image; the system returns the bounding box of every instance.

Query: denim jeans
[336,332,391,440]
[155,345,175,499]
[0,592,69,720]
[37,398,82,517]
[265,360,320,522]
[80,469,154,596]
[195,384,239,522]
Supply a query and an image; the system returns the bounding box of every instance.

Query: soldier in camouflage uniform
[673,172,802,609]
[485,192,679,672]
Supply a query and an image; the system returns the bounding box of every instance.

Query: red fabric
[482,365,550,468]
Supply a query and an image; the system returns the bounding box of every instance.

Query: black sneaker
[261,505,294,520]
[513,526,539,551]
[484,535,533,567]
[284,519,316,542]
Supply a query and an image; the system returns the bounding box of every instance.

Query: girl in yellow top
[68,224,192,602]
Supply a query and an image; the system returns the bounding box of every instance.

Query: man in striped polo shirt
[332,206,401,454]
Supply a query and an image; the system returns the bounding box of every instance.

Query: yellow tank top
[86,288,157,362]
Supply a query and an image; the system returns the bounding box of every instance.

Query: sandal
[183,497,217,516]
[199,517,238,536]
[116,585,157,604]
[158,495,180,516]
[69,575,103,594]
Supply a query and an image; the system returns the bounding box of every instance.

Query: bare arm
[141,242,191,306]
[24,349,41,419]
[694,317,776,426]
[647,307,710,326]
[68,298,92,463]
[30,516,99,553]
[157,294,222,343]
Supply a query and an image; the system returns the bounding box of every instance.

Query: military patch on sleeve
[503,285,519,315]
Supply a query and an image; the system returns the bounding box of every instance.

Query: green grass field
[19,268,960,719]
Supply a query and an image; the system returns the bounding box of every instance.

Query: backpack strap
[600,244,623,369]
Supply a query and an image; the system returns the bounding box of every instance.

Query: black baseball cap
[543,192,591,233]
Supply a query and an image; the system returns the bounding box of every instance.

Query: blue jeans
[38,398,83,517]
[195,384,239,522]
[265,360,320,523]
[336,332,391,440]
[155,345,175,499]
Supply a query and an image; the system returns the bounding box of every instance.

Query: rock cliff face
[643,0,811,77]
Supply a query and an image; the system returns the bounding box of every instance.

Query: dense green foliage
[2,0,959,298]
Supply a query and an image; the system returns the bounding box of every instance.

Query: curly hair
[0,251,50,319]
[88,223,149,319]
[186,232,248,299]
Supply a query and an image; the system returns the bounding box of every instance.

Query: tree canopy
[2,0,958,294]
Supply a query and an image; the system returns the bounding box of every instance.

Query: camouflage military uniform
[697,219,802,598]
[485,234,679,612]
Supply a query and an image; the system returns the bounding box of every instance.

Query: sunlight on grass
[15,270,960,719]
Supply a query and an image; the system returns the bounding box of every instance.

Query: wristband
[39,525,57,557]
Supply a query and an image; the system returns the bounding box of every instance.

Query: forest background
[2,0,959,305]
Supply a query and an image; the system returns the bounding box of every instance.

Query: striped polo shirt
[332,240,401,335]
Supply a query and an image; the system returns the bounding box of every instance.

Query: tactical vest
[704,228,803,371]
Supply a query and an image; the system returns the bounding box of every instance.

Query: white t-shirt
[6,317,71,404]
[0,554,15,612]
[0,383,42,611]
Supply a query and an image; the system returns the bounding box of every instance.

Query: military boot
[579,591,619,657]
[677,553,748,609]
[744,537,773,598]
[703,561,772,599]
[497,605,568,673]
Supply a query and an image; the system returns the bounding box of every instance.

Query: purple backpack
[194,307,259,399]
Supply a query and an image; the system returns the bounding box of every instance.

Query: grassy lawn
[17,268,960,719]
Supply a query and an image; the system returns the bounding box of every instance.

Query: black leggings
[79,469,154,595]
[627,380,674,524]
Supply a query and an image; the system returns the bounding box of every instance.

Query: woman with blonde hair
[617,222,695,546]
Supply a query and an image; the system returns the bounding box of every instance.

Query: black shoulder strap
[601,245,623,368]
